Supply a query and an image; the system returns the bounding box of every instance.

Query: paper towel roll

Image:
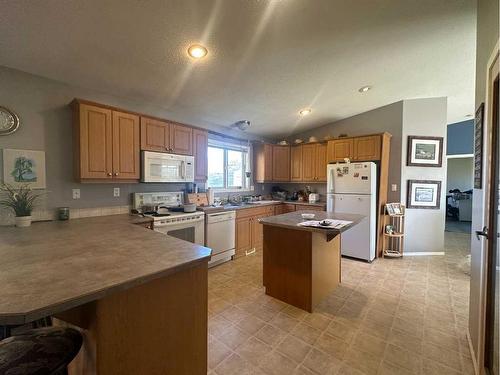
[207,187,214,206]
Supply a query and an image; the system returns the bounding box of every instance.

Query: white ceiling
[0,0,476,137]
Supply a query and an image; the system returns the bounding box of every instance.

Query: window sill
[211,187,255,194]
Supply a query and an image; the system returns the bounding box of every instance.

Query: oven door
[142,151,185,183]
[154,220,204,245]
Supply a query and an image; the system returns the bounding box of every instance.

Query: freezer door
[333,194,376,261]
[330,162,376,195]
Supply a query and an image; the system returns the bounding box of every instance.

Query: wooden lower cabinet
[282,204,296,213]
[235,206,275,257]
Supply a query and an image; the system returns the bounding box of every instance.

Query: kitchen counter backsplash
[0,205,131,226]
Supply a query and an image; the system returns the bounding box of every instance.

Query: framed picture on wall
[407,180,441,209]
[2,149,46,189]
[407,136,443,167]
[474,103,484,189]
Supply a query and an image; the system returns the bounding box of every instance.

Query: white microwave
[141,151,194,183]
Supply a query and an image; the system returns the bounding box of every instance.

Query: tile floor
[207,232,474,375]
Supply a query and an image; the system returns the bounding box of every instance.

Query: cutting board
[187,193,209,207]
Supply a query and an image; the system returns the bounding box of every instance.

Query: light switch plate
[72,189,80,199]
[113,187,120,197]
[391,184,398,192]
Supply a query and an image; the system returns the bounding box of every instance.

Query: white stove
[133,192,205,245]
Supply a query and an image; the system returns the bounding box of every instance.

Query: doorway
[446,155,474,233]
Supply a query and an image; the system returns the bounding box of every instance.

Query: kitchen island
[0,214,211,374]
[259,211,363,312]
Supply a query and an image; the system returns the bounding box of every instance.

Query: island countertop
[0,214,212,325]
[259,211,364,235]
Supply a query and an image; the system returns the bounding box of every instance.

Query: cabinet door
[236,217,253,258]
[112,111,140,180]
[282,204,296,213]
[272,146,290,181]
[327,139,353,162]
[78,104,113,179]
[353,135,381,161]
[290,146,303,181]
[302,144,316,181]
[315,143,328,181]
[140,117,170,152]
[170,123,193,155]
[252,216,264,251]
[193,129,208,181]
[254,143,273,183]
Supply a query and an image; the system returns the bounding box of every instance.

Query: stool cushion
[0,327,82,375]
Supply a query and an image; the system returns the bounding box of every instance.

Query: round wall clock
[0,106,20,136]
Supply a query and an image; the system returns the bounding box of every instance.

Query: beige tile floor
[207,232,474,375]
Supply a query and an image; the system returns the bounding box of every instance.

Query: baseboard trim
[466,330,479,375]
[404,252,445,256]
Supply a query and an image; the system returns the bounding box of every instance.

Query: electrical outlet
[72,189,80,199]
[113,187,120,197]
[391,184,398,192]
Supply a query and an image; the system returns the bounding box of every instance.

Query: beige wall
[447,157,474,192]
[469,0,499,366]
[401,97,448,253]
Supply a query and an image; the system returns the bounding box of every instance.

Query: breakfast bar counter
[0,214,212,374]
[259,211,363,312]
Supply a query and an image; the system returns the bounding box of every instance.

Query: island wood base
[54,262,207,375]
[263,225,341,312]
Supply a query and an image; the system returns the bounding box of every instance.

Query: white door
[469,44,499,373]
[333,194,374,261]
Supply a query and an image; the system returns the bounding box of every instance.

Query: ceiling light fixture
[358,85,372,93]
[299,108,312,116]
[230,120,251,131]
[187,44,208,59]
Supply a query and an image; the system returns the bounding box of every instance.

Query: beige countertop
[0,214,212,325]
[196,200,326,214]
[259,211,364,235]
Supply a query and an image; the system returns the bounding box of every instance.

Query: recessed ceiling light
[187,44,208,59]
[299,108,312,116]
[358,85,372,93]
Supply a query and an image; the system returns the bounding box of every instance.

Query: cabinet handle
[107,172,112,176]
[113,172,119,176]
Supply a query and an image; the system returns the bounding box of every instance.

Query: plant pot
[15,216,32,227]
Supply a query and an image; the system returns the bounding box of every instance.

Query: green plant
[0,183,45,217]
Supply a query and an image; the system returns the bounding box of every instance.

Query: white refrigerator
[327,162,377,261]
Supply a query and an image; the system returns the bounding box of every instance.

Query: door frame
[471,40,500,375]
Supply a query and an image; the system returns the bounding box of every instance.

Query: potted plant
[0,183,44,227]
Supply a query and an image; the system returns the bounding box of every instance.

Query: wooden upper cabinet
[170,124,193,155]
[73,101,139,182]
[193,129,208,182]
[353,135,381,161]
[76,104,113,180]
[140,117,170,153]
[290,146,303,181]
[301,144,316,181]
[327,138,354,163]
[254,143,273,182]
[140,118,193,155]
[112,111,140,180]
[272,145,290,181]
[315,143,328,181]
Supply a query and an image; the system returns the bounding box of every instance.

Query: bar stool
[0,327,83,375]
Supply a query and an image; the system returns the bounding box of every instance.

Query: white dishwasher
[206,211,236,268]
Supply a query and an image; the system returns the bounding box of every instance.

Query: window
[207,139,251,191]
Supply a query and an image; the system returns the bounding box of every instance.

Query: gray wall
[0,66,266,214]
[447,157,474,192]
[401,97,447,254]
[447,120,474,155]
[285,101,404,202]
[469,0,499,362]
